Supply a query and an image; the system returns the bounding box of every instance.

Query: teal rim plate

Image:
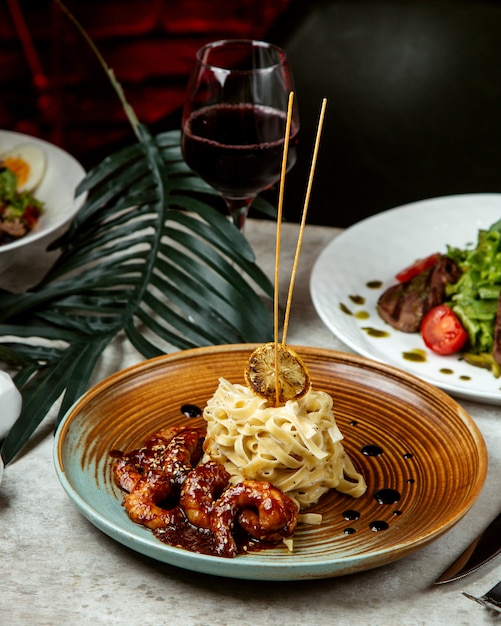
[54,344,487,580]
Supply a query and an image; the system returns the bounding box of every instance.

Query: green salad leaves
[446,219,501,376]
[0,167,43,216]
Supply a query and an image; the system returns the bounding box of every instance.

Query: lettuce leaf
[446,222,501,356]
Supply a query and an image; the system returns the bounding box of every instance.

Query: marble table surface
[1,219,500,626]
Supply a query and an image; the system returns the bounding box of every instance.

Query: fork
[463,580,501,613]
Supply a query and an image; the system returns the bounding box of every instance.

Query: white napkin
[0,370,22,484]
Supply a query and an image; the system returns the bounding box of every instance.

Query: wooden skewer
[274,91,295,406]
[282,98,327,345]
[273,96,327,405]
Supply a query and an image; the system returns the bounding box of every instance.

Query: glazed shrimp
[123,468,175,529]
[113,433,171,493]
[161,428,205,487]
[113,427,204,494]
[116,427,205,531]
[179,460,230,529]
[211,481,299,558]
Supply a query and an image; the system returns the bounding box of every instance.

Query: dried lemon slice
[245,343,311,404]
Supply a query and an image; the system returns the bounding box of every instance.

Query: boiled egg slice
[1,144,47,192]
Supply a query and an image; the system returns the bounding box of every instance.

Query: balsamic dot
[349,420,358,426]
[407,478,415,484]
[374,488,401,505]
[393,510,403,516]
[361,444,383,457]
[181,403,202,418]
[344,528,357,535]
[403,453,413,459]
[369,520,389,532]
[342,509,360,521]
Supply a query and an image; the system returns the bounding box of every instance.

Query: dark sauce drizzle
[181,403,202,418]
[374,488,401,505]
[343,509,360,521]
[340,444,415,535]
[361,444,383,457]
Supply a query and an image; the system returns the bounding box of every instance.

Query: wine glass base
[224,196,255,231]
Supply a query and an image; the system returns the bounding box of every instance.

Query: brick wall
[1,0,291,168]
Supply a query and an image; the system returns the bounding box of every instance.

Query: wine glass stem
[224,196,255,231]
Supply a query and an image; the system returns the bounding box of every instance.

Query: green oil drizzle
[340,303,352,315]
[349,294,365,305]
[362,327,389,338]
[402,349,427,363]
[366,280,383,289]
[439,368,454,375]
[355,311,370,320]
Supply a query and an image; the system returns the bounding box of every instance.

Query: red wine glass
[181,39,299,230]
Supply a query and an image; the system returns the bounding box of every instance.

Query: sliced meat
[426,255,462,308]
[377,267,432,332]
[377,255,461,333]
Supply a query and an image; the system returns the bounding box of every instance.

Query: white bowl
[0,130,86,290]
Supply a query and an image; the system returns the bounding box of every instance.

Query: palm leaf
[0,2,276,466]
[0,126,275,466]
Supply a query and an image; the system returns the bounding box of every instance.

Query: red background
[1,0,291,170]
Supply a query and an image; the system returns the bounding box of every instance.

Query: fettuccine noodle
[202,378,366,509]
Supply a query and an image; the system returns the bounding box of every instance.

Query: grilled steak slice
[378,268,432,332]
[426,255,462,308]
[377,255,461,333]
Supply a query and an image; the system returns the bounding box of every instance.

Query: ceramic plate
[0,130,85,250]
[0,130,85,279]
[54,344,487,581]
[311,194,501,405]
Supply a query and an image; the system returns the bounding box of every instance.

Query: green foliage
[0,127,274,465]
[446,223,501,358]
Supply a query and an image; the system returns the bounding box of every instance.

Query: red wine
[182,103,298,198]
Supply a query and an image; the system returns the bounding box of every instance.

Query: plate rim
[54,344,488,580]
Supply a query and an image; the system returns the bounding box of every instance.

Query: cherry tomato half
[23,205,41,228]
[421,305,468,355]
[395,252,441,283]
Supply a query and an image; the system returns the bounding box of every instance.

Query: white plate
[310,194,501,405]
[0,130,85,286]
